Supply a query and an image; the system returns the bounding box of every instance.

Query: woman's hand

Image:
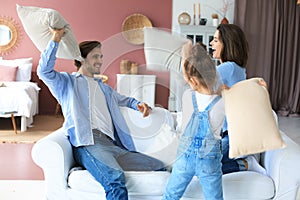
[49,27,65,43]
[258,78,268,89]
[137,102,152,117]
[217,84,230,95]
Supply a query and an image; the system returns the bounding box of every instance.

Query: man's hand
[137,102,152,117]
[49,27,65,43]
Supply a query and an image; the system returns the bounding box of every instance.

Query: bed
[0,81,40,131]
[0,57,40,132]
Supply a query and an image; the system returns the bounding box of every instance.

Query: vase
[212,18,219,26]
[221,17,229,24]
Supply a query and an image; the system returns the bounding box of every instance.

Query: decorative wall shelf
[179,25,216,56]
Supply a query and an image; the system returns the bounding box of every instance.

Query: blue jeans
[73,131,164,200]
[162,138,223,200]
[221,134,246,174]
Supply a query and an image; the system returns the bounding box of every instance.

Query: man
[37,28,164,200]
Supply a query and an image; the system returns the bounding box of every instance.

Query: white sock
[246,155,267,175]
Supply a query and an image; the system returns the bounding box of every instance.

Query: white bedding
[0,81,40,131]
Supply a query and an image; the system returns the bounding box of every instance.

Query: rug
[0,115,64,143]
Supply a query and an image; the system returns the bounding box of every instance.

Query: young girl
[162,43,225,200]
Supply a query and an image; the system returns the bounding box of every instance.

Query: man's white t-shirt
[86,76,114,140]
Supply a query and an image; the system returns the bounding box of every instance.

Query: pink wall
[0,0,172,113]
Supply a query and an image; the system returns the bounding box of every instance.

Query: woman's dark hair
[217,24,248,68]
[183,43,217,92]
[74,41,101,70]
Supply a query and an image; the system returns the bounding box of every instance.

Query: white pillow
[222,78,286,158]
[120,106,179,166]
[144,27,189,71]
[16,63,32,82]
[0,57,32,81]
[16,5,82,61]
[15,57,32,64]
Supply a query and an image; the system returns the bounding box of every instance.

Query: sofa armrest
[32,127,75,199]
[262,131,300,200]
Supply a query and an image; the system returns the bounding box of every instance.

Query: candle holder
[198,3,201,26]
[193,3,196,25]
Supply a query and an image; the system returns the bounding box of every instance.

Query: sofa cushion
[184,172,274,199]
[68,170,170,196]
[223,172,275,199]
[68,170,274,199]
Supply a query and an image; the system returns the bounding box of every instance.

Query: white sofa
[32,107,300,200]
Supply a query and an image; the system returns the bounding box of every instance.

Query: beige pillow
[222,78,286,158]
[16,5,82,61]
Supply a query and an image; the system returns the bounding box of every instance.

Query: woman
[210,24,266,175]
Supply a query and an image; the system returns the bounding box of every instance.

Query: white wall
[172,0,235,32]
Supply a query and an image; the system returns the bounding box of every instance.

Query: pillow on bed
[222,78,286,158]
[0,65,18,81]
[0,57,32,82]
[16,63,32,82]
[0,57,32,65]
[16,5,82,61]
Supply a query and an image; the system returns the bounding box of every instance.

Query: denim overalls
[163,92,223,200]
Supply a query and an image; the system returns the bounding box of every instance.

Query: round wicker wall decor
[121,13,152,45]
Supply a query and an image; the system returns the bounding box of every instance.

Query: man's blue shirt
[37,40,140,151]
